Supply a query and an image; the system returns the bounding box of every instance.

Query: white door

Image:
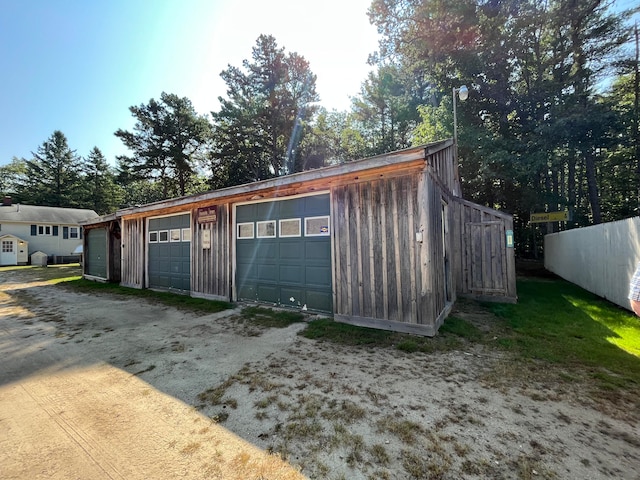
[0,239,17,266]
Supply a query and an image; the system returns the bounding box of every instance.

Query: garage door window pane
[170,229,181,242]
[257,220,276,238]
[237,222,254,239]
[305,216,330,236]
[159,230,169,242]
[181,228,191,242]
[149,231,158,243]
[279,218,301,237]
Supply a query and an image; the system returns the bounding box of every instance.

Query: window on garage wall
[237,222,254,239]
[279,218,301,237]
[256,220,276,238]
[305,216,330,236]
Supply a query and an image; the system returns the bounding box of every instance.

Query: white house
[0,197,98,265]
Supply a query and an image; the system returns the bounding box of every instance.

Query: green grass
[301,318,468,353]
[64,278,233,313]
[0,264,82,283]
[488,278,640,388]
[300,277,640,399]
[240,306,306,327]
[2,264,232,313]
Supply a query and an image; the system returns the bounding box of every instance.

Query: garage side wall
[333,174,434,335]
[191,204,230,300]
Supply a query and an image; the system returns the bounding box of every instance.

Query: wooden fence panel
[452,200,516,302]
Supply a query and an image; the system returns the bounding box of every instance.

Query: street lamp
[452,85,468,153]
[452,85,468,196]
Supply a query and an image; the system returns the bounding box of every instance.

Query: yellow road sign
[530,211,569,223]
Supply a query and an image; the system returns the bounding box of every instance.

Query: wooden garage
[82,215,121,282]
[235,194,333,312]
[82,141,516,335]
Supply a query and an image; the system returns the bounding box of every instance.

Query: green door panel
[235,194,332,313]
[148,214,190,292]
[86,228,107,278]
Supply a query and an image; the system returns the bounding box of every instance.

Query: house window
[38,225,52,236]
[305,216,330,236]
[237,222,254,239]
[256,220,276,238]
[2,240,13,253]
[69,227,79,239]
[279,218,301,237]
[149,231,158,243]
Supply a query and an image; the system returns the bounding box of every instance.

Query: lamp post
[452,85,468,196]
[452,85,468,153]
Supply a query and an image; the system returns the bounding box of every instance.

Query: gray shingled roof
[0,204,99,224]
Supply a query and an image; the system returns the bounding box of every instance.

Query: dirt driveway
[1,267,639,479]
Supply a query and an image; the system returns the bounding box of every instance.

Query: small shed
[83,141,516,336]
[0,234,28,266]
[30,251,48,266]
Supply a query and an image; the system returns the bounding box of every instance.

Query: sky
[0,0,380,166]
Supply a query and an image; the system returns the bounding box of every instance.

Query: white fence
[544,216,640,312]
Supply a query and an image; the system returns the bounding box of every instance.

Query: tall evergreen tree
[115,92,210,198]
[369,0,635,254]
[82,147,122,214]
[209,35,319,188]
[18,130,83,207]
[351,64,422,156]
[0,157,27,201]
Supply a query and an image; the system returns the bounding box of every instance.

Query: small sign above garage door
[235,193,332,313]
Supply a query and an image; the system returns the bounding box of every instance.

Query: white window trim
[69,226,79,239]
[256,220,276,238]
[237,222,254,239]
[279,218,301,238]
[149,231,158,243]
[304,216,331,237]
[158,230,169,243]
[38,225,52,236]
[181,228,191,242]
[2,240,13,253]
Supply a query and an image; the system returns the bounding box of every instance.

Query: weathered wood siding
[451,198,516,302]
[191,204,230,300]
[425,140,458,196]
[333,172,449,336]
[419,166,456,331]
[120,217,145,289]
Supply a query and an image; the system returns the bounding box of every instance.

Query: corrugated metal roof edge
[83,141,452,225]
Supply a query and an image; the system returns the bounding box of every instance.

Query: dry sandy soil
[0,266,639,480]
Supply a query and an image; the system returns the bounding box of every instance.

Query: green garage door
[148,214,191,292]
[236,194,332,313]
[86,228,107,278]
